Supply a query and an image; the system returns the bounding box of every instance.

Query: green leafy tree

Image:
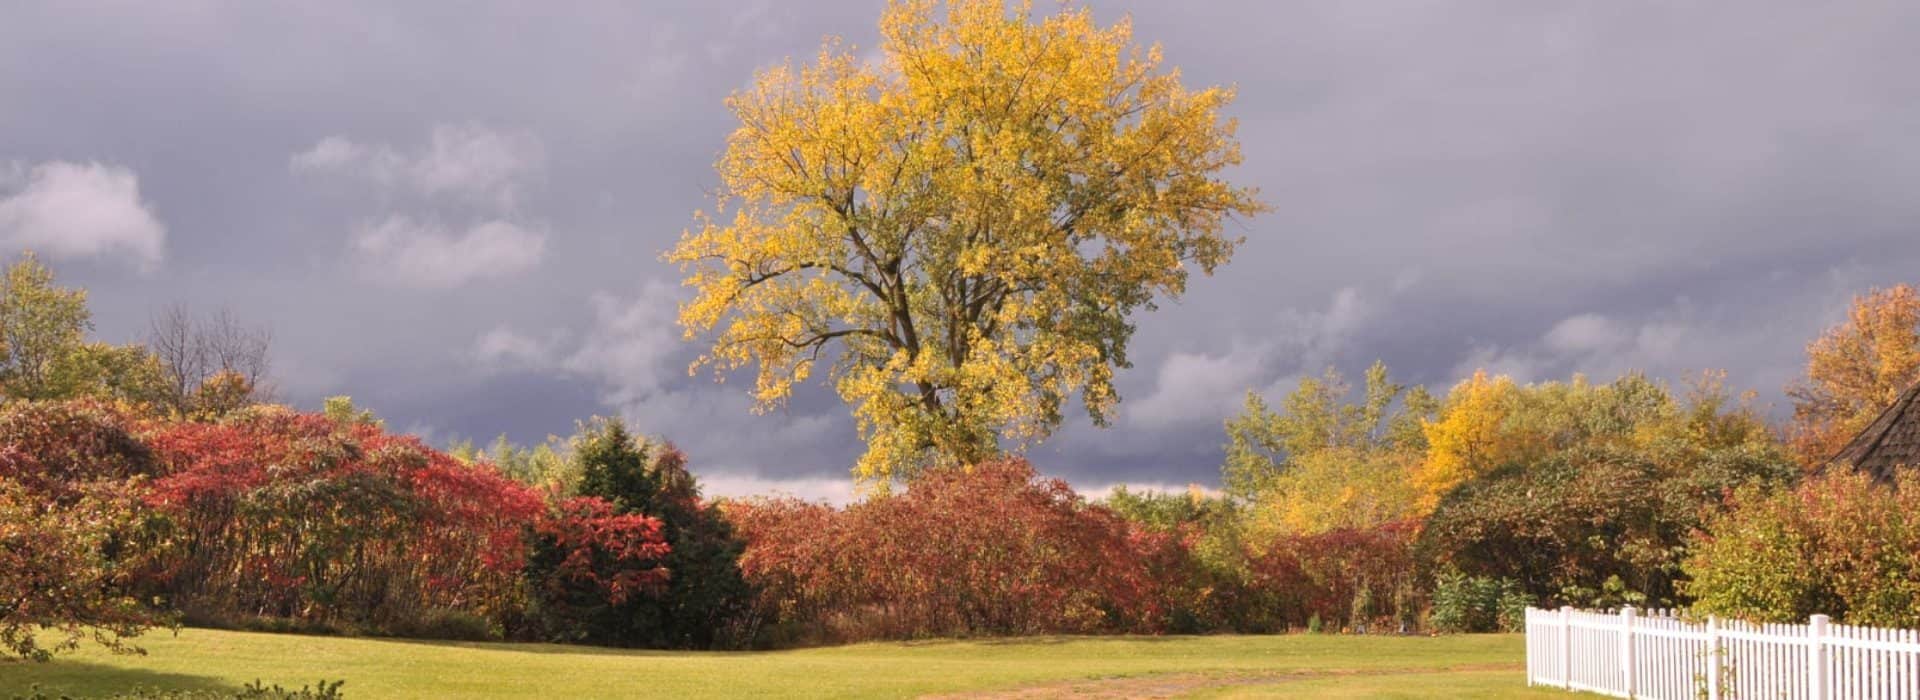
[0,252,93,400]
[46,341,171,406]
[478,434,570,492]
[321,395,381,427]
[1221,362,1435,529]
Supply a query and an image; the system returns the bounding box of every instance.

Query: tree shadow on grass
[0,661,239,699]
[899,634,1188,647]
[269,632,1190,662]
[340,635,724,659]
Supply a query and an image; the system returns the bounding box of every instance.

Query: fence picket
[1523,608,1920,700]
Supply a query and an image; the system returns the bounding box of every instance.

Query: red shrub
[0,400,156,499]
[1246,521,1420,632]
[139,407,545,632]
[534,496,671,607]
[0,401,171,660]
[728,458,1166,643]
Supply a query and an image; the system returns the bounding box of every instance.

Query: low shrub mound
[138,408,549,637]
[1684,469,1920,628]
[0,401,173,661]
[728,458,1164,644]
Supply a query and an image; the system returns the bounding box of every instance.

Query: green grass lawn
[0,629,1564,699]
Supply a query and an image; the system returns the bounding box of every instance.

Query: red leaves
[138,407,549,629]
[0,401,171,660]
[1246,521,1420,630]
[536,497,671,606]
[728,457,1169,642]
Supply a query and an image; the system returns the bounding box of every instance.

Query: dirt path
[922,663,1524,699]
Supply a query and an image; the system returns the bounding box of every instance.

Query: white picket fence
[1525,606,1920,699]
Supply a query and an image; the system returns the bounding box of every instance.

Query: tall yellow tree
[671,0,1265,480]
[1787,285,1920,467]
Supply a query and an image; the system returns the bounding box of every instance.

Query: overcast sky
[4,1,1918,502]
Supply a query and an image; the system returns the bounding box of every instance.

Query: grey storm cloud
[3,1,1919,499]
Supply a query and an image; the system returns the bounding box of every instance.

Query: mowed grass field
[0,629,1566,699]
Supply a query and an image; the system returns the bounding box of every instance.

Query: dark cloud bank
[4,1,1918,500]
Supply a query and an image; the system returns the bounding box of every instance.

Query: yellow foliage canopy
[670,0,1265,480]
[1412,370,1521,513]
[1787,284,1920,467]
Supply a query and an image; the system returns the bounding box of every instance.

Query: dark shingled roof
[1830,382,1920,481]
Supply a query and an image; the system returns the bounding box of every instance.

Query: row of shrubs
[7,394,1918,663]
[0,400,746,660]
[2,396,1507,657]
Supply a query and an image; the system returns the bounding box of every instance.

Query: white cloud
[472,325,561,367]
[1079,481,1223,502]
[557,281,684,406]
[1454,307,1705,384]
[1543,313,1628,354]
[350,215,546,288]
[287,136,368,172]
[476,281,847,478]
[292,123,545,209]
[556,283,845,464]
[1126,343,1272,430]
[1118,287,1376,431]
[0,160,166,270]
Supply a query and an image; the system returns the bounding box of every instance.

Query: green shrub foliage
[1684,470,1920,627]
[1429,571,1528,633]
[1419,442,1793,609]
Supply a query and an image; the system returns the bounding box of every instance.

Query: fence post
[1808,614,1829,700]
[1705,616,1721,700]
[1621,606,1637,698]
[1561,606,1575,690]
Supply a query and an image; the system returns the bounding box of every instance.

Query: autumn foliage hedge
[0,400,680,658]
[0,401,172,660]
[139,408,553,634]
[727,458,1169,643]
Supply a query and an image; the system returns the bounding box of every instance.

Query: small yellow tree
[1412,370,1521,513]
[671,0,1265,480]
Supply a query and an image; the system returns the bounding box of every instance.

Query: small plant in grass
[1429,570,1528,633]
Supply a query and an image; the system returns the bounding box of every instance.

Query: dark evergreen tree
[545,418,753,648]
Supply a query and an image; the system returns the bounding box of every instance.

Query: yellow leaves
[1250,446,1422,538]
[1787,284,1920,465]
[1413,370,1519,513]
[668,0,1264,482]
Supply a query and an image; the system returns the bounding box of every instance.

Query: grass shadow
[901,634,1190,647]
[0,660,240,698]
[336,635,729,659]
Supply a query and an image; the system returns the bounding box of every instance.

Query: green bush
[1429,571,1528,633]
[1418,443,1793,609]
[1684,470,1920,627]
